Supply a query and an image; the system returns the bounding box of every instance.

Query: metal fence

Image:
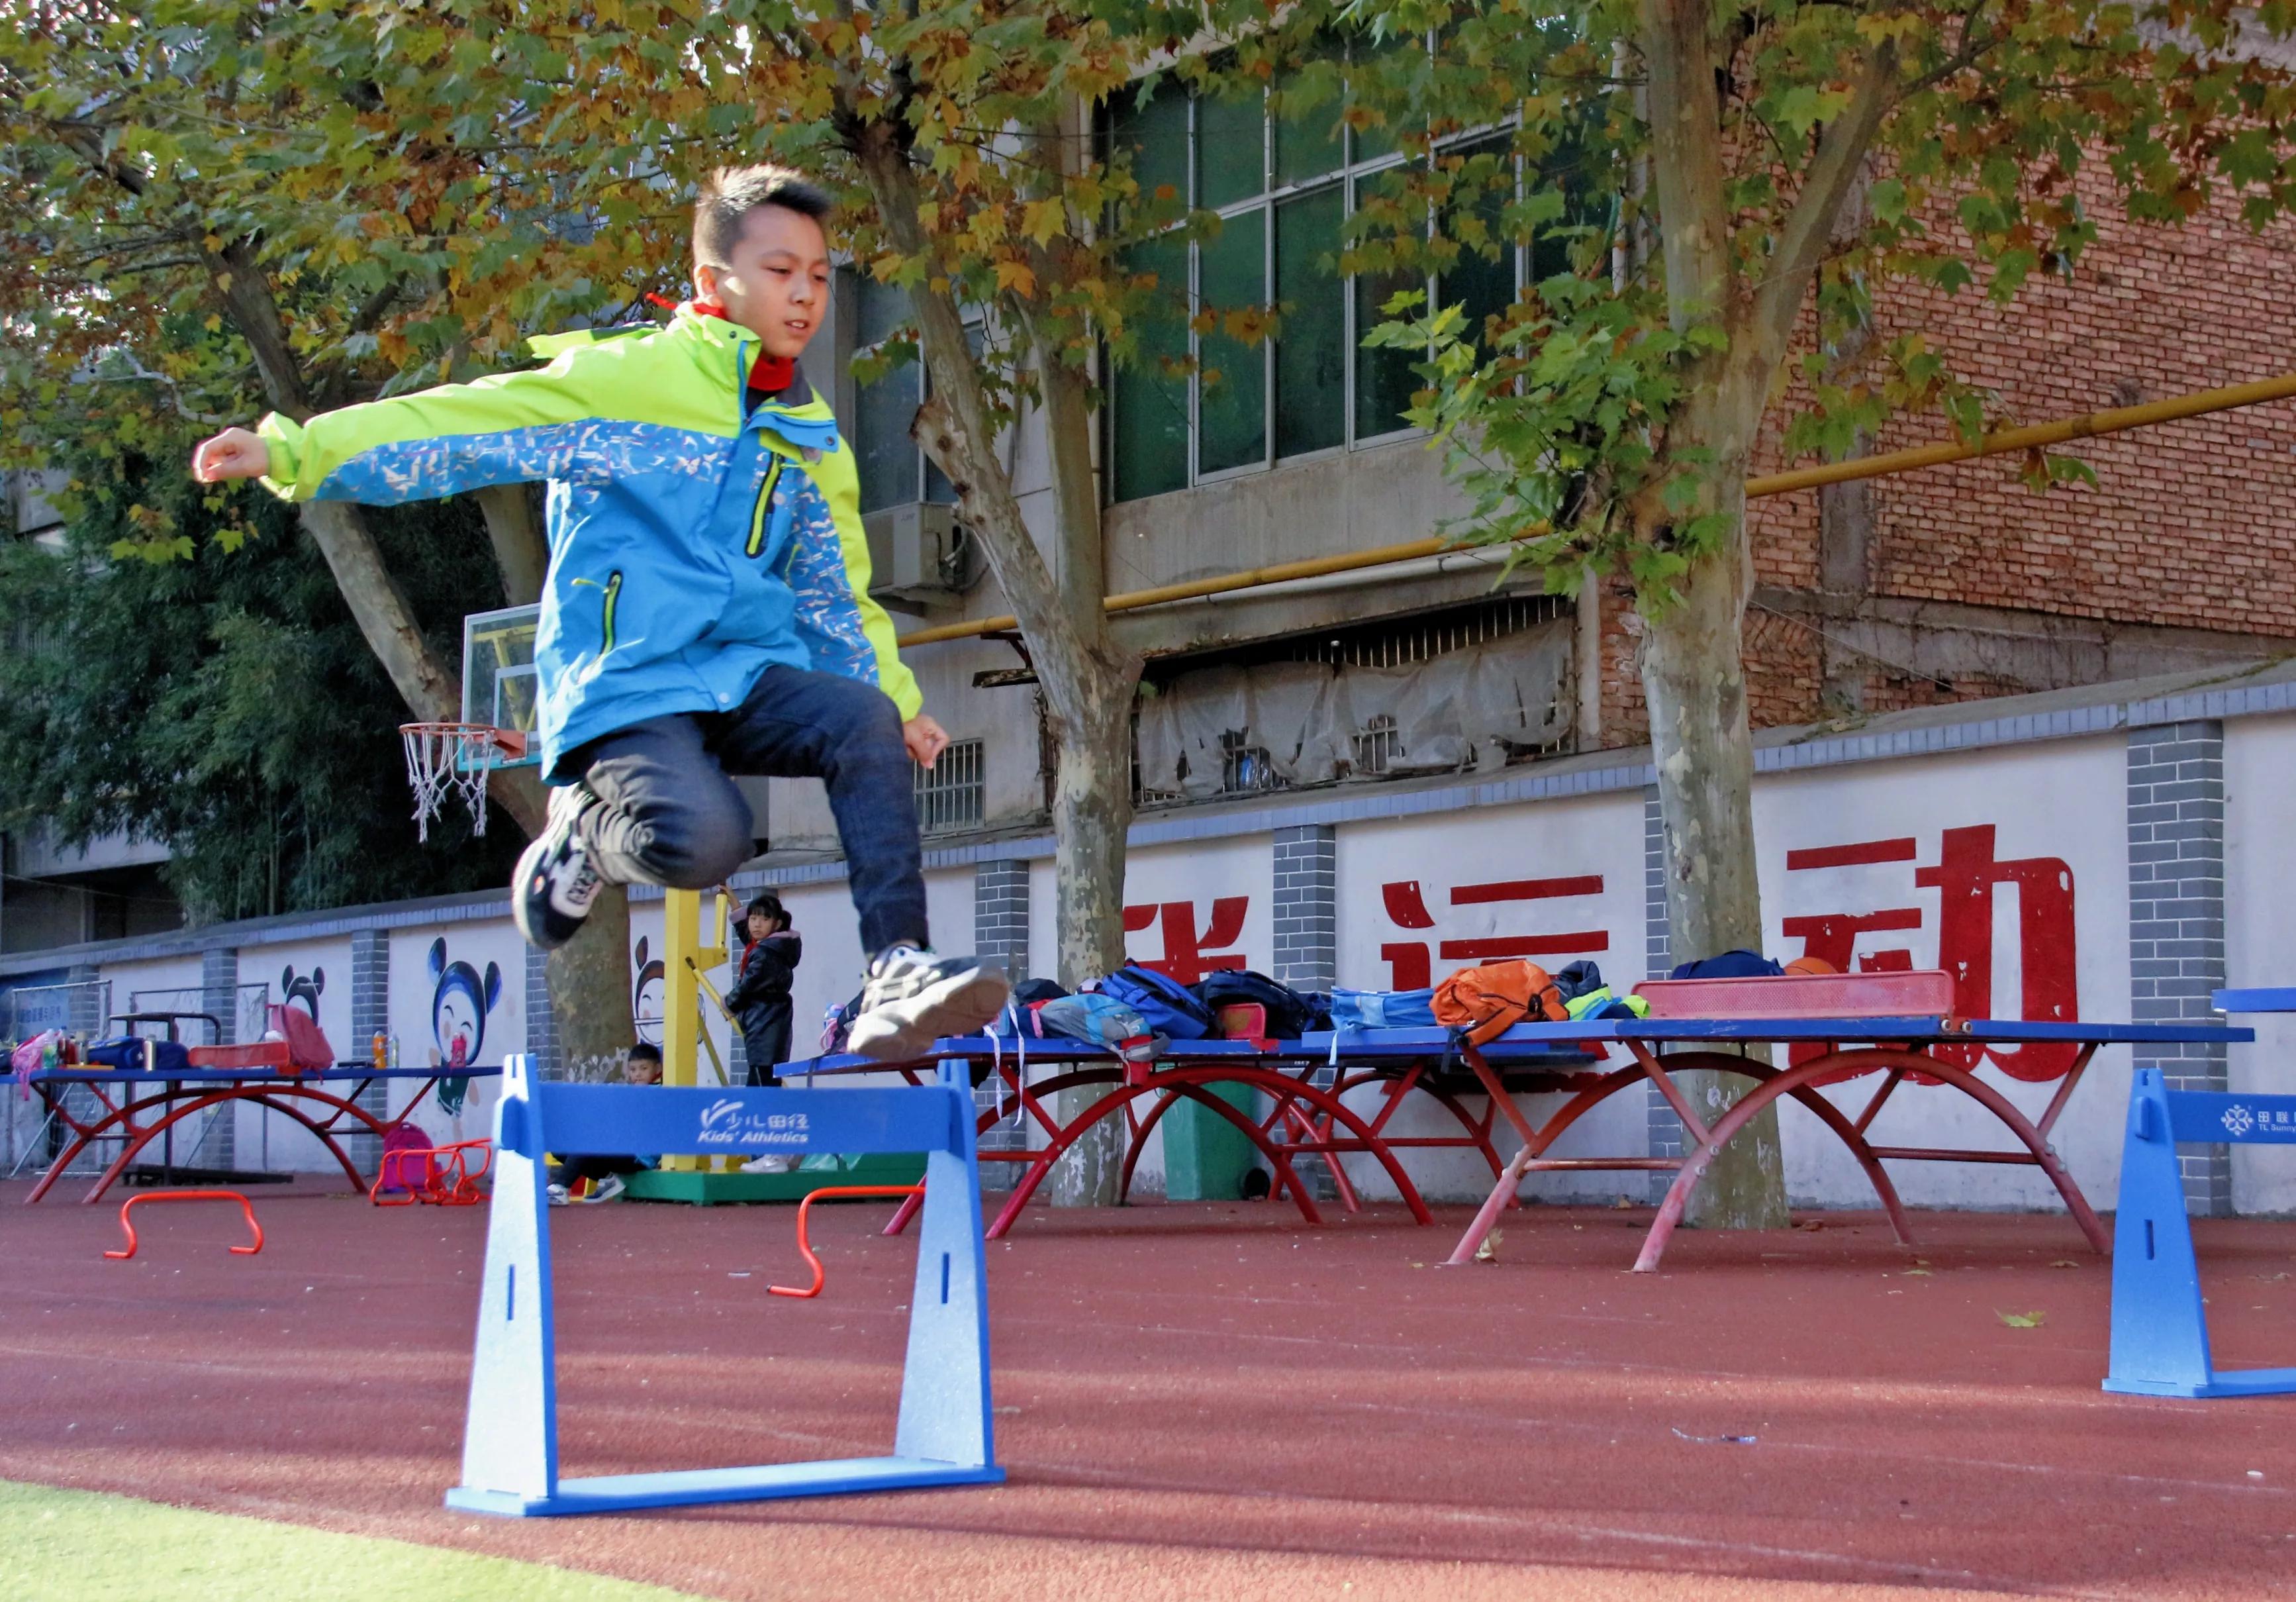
[4,978,111,1179]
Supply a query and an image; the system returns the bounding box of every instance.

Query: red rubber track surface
[4,1178,2295,1601]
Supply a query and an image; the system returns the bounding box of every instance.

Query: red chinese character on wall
[1123,898,1249,983]
[1782,825,2078,1081]
[1378,876,1609,989]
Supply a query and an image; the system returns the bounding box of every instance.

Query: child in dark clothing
[548,1043,663,1204]
[725,891,800,1082]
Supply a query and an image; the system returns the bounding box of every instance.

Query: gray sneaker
[847,946,1011,1062]
[512,783,607,950]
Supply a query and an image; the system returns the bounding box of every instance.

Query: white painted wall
[1334,791,1648,1203]
[50,711,2296,1217]
[1756,737,2133,1211]
[387,923,518,1147]
[2227,713,2296,1215]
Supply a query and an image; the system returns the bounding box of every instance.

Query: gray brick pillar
[524,943,559,1080]
[1271,825,1339,1198]
[974,860,1031,982]
[2128,720,2230,1217]
[200,948,240,1044]
[971,860,1033,1187]
[347,930,390,1171]
[1271,826,1337,992]
[197,948,238,1168]
[1644,788,1681,1196]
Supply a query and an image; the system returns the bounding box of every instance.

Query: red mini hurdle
[104,1189,263,1260]
[770,1185,924,1299]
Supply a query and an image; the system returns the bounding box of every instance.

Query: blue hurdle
[446,1054,1003,1517]
[2103,989,2296,1399]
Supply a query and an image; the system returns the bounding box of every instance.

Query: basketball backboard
[463,604,540,768]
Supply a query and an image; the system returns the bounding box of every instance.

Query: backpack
[1328,987,1438,1030]
[1092,965,1217,1040]
[1035,994,1161,1064]
[1194,970,1317,1039]
[819,989,864,1054]
[1431,960,1569,1047]
[265,1003,336,1072]
[1551,960,1608,1004]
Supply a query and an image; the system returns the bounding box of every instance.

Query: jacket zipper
[599,570,622,652]
[745,454,785,559]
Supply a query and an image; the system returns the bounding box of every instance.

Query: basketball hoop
[399,723,528,842]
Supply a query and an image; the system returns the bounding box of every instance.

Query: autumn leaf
[1997,1310,2046,1328]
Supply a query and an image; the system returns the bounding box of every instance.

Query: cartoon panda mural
[281,964,324,1021]
[632,936,665,1048]
[427,938,501,1115]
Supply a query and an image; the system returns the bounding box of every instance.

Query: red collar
[649,294,795,393]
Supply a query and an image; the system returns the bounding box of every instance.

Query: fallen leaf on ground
[2049,1260,2081,1269]
[1997,1309,2046,1328]
[1474,1228,1503,1263]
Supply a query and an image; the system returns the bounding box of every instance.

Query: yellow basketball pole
[660,886,736,1172]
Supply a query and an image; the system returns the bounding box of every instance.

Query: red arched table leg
[1635,1046,2091,1273]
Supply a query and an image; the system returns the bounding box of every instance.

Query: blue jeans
[571,665,928,956]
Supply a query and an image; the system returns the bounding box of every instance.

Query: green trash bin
[1162,1082,1259,1201]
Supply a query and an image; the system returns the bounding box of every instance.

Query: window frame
[1104,51,1533,503]
[844,268,985,514]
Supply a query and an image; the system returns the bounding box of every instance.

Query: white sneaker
[740,1154,798,1174]
[547,1183,571,1207]
[846,947,1011,1062]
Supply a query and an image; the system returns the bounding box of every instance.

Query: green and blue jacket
[255,305,922,779]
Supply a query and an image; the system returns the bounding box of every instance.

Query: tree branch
[1743,40,1899,378]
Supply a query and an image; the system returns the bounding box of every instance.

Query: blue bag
[1327,987,1439,1030]
[1669,950,1785,980]
[1093,964,1217,1040]
[84,1035,191,1074]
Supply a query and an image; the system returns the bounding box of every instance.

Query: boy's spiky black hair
[693,164,832,266]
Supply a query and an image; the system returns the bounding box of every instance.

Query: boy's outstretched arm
[189,348,622,505]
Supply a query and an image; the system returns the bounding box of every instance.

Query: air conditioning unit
[861,501,975,611]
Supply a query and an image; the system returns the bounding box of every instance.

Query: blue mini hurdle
[446,1054,1002,1516]
[2103,988,2292,1399]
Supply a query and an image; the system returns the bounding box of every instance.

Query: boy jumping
[193,166,1008,1060]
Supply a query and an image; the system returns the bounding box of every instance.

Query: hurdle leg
[447,1056,559,1512]
[894,1145,998,1471]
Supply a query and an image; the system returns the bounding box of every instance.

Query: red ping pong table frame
[21,1066,502,1205]
[792,978,2250,1270]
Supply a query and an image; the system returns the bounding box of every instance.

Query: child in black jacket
[726,891,801,1083]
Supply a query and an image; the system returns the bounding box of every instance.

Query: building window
[1351,715,1400,776]
[914,738,985,833]
[1102,56,1575,504]
[848,272,984,516]
[1133,594,1573,803]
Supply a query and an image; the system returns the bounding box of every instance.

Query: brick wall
[1598,174,2296,746]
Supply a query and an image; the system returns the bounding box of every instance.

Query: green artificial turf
[0,1479,708,1601]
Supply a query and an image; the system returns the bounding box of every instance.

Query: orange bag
[1432,960,1569,1047]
